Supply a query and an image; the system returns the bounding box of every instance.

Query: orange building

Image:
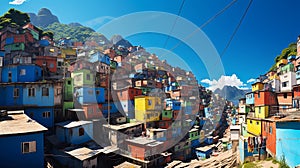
[262,119,276,157]
[277,92,293,108]
[82,104,102,120]
[254,91,277,106]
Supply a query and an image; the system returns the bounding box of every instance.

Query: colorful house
[276,59,288,68]
[254,91,277,106]
[1,64,42,82]
[35,56,57,73]
[113,87,142,101]
[262,116,300,167]
[55,120,93,145]
[245,92,255,105]
[74,87,105,104]
[247,118,262,136]
[0,110,47,168]
[293,84,300,108]
[125,137,163,160]
[134,96,162,122]
[165,98,181,111]
[252,82,264,92]
[277,92,293,110]
[64,78,74,101]
[279,71,296,92]
[71,69,95,87]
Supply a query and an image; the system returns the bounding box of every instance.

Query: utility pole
[108,64,110,126]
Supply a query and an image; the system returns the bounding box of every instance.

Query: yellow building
[252,82,264,92]
[276,59,288,68]
[134,96,161,122]
[61,48,77,60]
[254,106,269,119]
[247,118,261,136]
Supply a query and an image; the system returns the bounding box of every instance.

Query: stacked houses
[238,36,300,167]
[0,19,230,168]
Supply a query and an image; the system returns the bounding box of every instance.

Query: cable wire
[160,0,238,58]
[163,0,186,49]
[219,0,253,57]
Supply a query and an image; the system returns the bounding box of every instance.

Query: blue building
[245,92,254,105]
[165,99,181,111]
[1,64,42,83]
[115,100,135,118]
[195,145,214,160]
[101,102,118,117]
[74,87,105,104]
[276,121,300,167]
[55,120,93,145]
[25,107,54,128]
[89,51,110,65]
[0,81,61,128]
[0,110,47,167]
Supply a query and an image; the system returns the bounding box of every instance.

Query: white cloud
[201,74,249,91]
[247,78,256,84]
[84,16,115,29]
[9,0,26,5]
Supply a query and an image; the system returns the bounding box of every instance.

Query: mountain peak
[28,8,59,28]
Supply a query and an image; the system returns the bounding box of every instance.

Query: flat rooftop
[114,161,141,168]
[0,110,47,135]
[103,122,142,130]
[56,120,92,128]
[126,137,156,145]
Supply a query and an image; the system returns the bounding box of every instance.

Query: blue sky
[1,0,300,90]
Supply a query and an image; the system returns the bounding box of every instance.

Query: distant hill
[28,8,59,28]
[214,86,250,105]
[43,22,111,44]
[110,35,132,48]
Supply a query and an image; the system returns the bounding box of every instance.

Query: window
[258,92,260,98]
[42,111,50,118]
[148,100,152,105]
[8,71,12,77]
[269,126,272,134]
[79,128,84,136]
[22,141,36,153]
[256,121,259,125]
[28,88,35,97]
[20,69,26,76]
[67,80,71,85]
[42,87,49,96]
[88,108,94,114]
[284,93,288,99]
[165,112,168,115]
[282,82,288,87]
[13,88,19,97]
[96,90,100,95]
[88,90,93,95]
[258,107,261,113]
[56,88,62,95]
[250,120,252,124]
[86,74,91,80]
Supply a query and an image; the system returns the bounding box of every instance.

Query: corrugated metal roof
[0,110,47,135]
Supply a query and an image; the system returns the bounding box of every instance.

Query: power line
[160,0,238,58]
[220,0,253,57]
[163,0,186,49]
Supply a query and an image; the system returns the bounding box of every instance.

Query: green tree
[0,8,30,29]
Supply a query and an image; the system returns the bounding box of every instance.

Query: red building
[254,91,277,106]
[114,87,142,101]
[35,56,57,73]
[293,85,300,108]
